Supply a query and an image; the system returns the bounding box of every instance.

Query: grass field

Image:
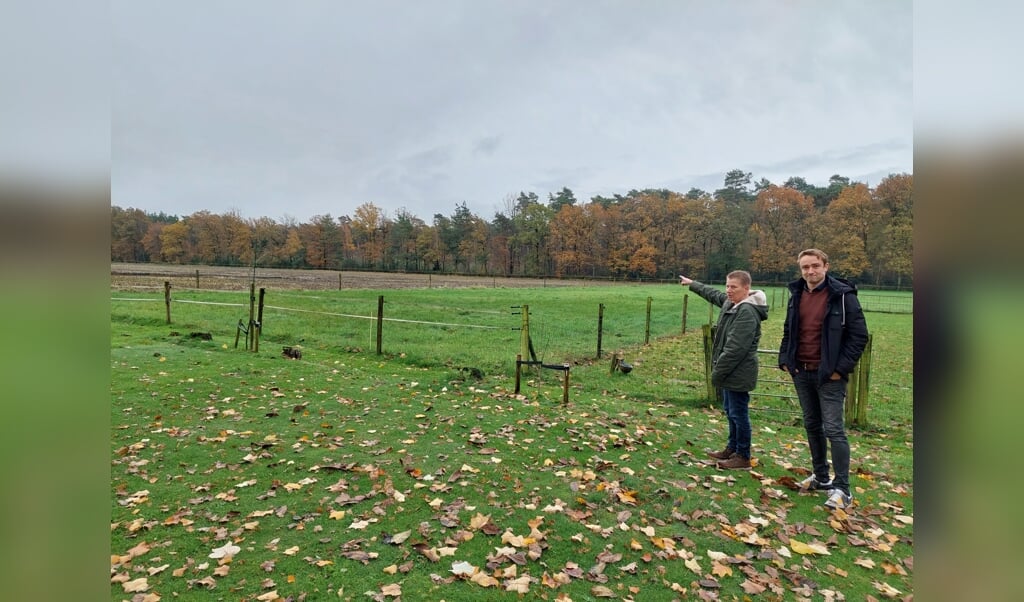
[111,281,913,601]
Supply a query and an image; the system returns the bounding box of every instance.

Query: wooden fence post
[520,304,530,363]
[164,281,172,324]
[644,296,652,345]
[596,303,604,359]
[376,295,384,355]
[338,273,342,290]
[255,288,265,353]
[702,324,718,403]
[845,334,873,426]
[562,366,570,405]
[247,282,256,350]
[682,294,688,334]
[514,354,522,394]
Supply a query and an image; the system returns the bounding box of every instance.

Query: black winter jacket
[778,274,869,385]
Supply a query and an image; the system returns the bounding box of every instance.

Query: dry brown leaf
[591,584,616,597]
[126,541,151,559]
[740,579,766,594]
[470,571,500,587]
[872,581,902,598]
[381,583,402,597]
[505,575,531,593]
[122,577,149,593]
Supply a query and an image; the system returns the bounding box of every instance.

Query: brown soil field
[111,263,631,292]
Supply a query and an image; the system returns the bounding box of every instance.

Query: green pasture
[111,284,913,601]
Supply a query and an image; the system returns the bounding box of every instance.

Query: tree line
[111,170,912,287]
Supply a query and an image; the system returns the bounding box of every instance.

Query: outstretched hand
[678,275,693,286]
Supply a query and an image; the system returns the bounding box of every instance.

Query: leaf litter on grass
[112,328,912,601]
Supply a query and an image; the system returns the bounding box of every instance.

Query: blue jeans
[792,370,850,493]
[722,389,751,459]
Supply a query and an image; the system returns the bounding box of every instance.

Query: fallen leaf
[122,577,149,593]
[208,543,240,559]
[451,560,476,576]
[470,571,500,587]
[591,584,616,597]
[873,581,903,598]
[381,583,402,597]
[505,575,531,593]
[789,539,830,555]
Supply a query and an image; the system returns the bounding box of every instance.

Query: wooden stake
[164,281,171,324]
[514,354,522,394]
[376,295,385,355]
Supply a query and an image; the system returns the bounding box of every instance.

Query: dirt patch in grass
[111,263,629,292]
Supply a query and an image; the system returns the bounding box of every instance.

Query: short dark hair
[798,248,829,264]
[726,270,751,286]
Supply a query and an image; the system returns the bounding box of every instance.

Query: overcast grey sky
[111,1,913,222]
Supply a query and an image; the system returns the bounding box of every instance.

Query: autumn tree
[820,184,880,278]
[224,211,253,265]
[550,204,596,277]
[189,211,228,264]
[110,206,151,262]
[300,214,341,269]
[748,185,815,279]
[874,173,913,287]
[351,202,388,269]
[159,220,193,264]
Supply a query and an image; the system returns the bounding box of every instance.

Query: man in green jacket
[680,271,769,469]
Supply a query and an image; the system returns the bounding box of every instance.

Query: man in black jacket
[779,249,869,510]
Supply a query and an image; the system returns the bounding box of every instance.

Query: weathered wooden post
[195,269,199,288]
[644,296,652,345]
[562,365,570,405]
[520,304,530,364]
[255,288,266,353]
[845,334,873,426]
[702,324,718,403]
[682,294,688,334]
[514,354,522,394]
[164,281,172,324]
[596,303,605,359]
[376,295,385,355]
[247,282,256,350]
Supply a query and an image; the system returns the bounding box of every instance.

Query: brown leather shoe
[707,447,735,460]
[717,455,752,469]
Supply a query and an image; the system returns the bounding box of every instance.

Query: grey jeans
[792,370,850,494]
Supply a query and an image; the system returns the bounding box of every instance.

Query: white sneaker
[798,474,833,491]
[824,488,852,510]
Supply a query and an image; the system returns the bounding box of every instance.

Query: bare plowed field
[111,263,625,292]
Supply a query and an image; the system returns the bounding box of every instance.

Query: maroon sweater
[797,284,828,365]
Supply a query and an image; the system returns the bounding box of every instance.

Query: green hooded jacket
[688,281,770,392]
